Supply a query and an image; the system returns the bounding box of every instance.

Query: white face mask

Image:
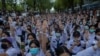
[74,38,80,41]
[27,40,31,44]
[56,33,61,37]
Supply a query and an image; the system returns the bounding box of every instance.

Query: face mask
[84,26,89,30]
[89,29,95,33]
[80,22,82,25]
[32,25,35,28]
[96,35,100,40]
[74,38,80,41]
[77,29,81,32]
[27,40,31,44]
[29,48,39,55]
[1,44,8,49]
[55,33,61,37]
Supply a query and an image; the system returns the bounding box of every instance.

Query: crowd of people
[0,9,100,56]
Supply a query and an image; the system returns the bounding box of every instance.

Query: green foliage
[26,0,34,8]
[16,5,24,11]
[6,4,12,11]
[0,1,2,9]
[26,0,52,12]
[54,0,68,11]
[0,0,87,12]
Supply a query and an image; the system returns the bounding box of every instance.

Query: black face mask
[1,44,8,49]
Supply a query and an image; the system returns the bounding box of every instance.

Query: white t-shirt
[6,47,19,56]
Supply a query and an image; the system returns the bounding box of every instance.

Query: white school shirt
[0,42,4,53]
[83,35,96,48]
[67,39,84,54]
[16,26,22,36]
[50,34,62,53]
[6,47,19,56]
[88,33,95,45]
[76,46,100,56]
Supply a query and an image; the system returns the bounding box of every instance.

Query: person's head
[27,33,36,44]
[29,40,40,55]
[2,31,10,38]
[1,39,12,50]
[27,25,31,30]
[89,25,96,33]
[73,31,80,41]
[55,46,71,56]
[26,28,32,33]
[95,28,100,40]
[84,25,89,30]
[84,26,89,33]
[74,25,80,32]
[55,27,62,37]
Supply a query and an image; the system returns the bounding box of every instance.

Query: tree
[16,5,24,12]
[1,0,6,13]
[38,0,52,12]
[26,0,37,11]
[54,0,68,11]
[0,1,2,9]
[26,0,52,12]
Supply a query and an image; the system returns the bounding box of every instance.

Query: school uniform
[67,39,84,54]
[26,49,45,56]
[76,46,100,56]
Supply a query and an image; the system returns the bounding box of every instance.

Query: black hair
[89,25,95,29]
[55,46,71,56]
[1,39,12,47]
[95,28,100,34]
[29,40,40,48]
[73,31,80,37]
[27,33,36,39]
[74,25,80,31]
[27,25,31,29]
[27,28,32,33]
[3,31,10,37]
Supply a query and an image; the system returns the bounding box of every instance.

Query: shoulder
[26,53,32,56]
[67,39,73,44]
[37,50,45,56]
[6,48,18,56]
[6,48,16,52]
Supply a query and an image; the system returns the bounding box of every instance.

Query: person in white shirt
[67,31,84,55]
[55,46,71,56]
[25,33,37,52]
[0,39,20,56]
[76,28,100,56]
[26,40,45,56]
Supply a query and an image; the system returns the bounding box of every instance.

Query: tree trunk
[2,0,6,14]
